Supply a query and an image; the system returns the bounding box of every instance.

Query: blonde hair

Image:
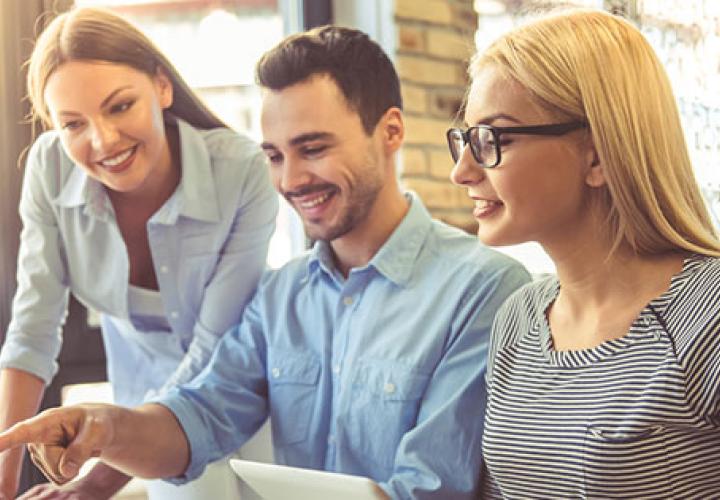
[472,9,720,257]
[27,7,225,131]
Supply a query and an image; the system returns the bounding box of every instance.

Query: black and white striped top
[481,254,720,498]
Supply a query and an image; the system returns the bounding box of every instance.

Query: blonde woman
[0,7,277,500]
[449,9,720,498]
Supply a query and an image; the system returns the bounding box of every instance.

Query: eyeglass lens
[448,127,498,167]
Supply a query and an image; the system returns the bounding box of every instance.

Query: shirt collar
[55,163,110,219]
[55,162,96,208]
[54,118,222,224]
[153,118,221,224]
[307,192,433,287]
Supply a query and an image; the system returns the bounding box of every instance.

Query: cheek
[498,146,582,205]
[59,135,89,166]
[269,167,283,191]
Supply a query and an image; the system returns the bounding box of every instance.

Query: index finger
[0,408,66,453]
[0,420,36,452]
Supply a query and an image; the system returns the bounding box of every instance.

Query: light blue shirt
[0,118,278,404]
[156,194,530,499]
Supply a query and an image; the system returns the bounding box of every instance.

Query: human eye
[61,120,84,132]
[110,99,135,114]
[301,144,328,158]
[491,130,513,148]
[264,151,283,166]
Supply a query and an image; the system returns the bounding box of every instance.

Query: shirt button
[271,367,281,378]
[384,382,396,394]
[160,265,169,274]
[328,435,335,444]
[332,364,341,374]
[170,311,179,319]
[343,296,353,306]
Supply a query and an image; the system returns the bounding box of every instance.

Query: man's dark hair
[256,25,403,134]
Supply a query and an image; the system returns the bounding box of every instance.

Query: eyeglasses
[446,121,587,168]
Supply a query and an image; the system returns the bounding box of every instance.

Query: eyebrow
[100,86,133,109]
[56,85,134,116]
[470,113,523,126]
[261,131,335,151]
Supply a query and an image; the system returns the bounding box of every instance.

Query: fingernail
[62,461,79,477]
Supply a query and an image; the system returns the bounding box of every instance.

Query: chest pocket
[345,361,429,471]
[583,423,672,498]
[267,350,321,445]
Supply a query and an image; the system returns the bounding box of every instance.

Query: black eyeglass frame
[446,121,587,168]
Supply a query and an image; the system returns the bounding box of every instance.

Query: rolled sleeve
[0,138,69,384]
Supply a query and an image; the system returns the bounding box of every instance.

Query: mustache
[283,184,337,199]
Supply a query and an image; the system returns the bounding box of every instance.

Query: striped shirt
[482,254,720,498]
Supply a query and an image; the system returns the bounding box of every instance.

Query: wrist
[73,462,131,499]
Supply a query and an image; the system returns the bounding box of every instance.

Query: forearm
[101,403,190,479]
[0,368,45,496]
[73,461,132,498]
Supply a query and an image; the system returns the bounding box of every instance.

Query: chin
[476,228,523,248]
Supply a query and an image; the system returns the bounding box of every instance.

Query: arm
[156,151,278,392]
[0,369,44,499]
[0,138,71,498]
[149,284,272,484]
[0,402,189,485]
[380,264,530,500]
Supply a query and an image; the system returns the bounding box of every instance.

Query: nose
[90,119,120,151]
[278,156,312,194]
[450,145,485,187]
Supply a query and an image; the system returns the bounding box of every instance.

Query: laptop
[229,459,386,500]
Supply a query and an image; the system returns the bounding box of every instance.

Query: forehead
[260,74,363,145]
[465,65,549,124]
[44,61,151,107]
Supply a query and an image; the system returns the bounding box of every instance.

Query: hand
[0,405,115,487]
[16,480,106,500]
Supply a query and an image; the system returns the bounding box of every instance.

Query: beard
[300,153,384,243]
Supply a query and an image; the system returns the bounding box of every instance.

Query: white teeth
[299,192,332,208]
[100,147,134,167]
[476,199,500,209]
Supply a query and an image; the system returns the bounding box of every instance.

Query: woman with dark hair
[0,7,277,499]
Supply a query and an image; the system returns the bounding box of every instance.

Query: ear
[153,67,174,110]
[584,142,606,188]
[377,107,404,155]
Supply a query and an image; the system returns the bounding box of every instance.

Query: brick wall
[394,0,479,233]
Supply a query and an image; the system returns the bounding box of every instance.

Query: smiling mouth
[97,145,137,169]
[298,191,333,208]
[471,197,503,219]
[286,185,339,211]
[475,199,502,209]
